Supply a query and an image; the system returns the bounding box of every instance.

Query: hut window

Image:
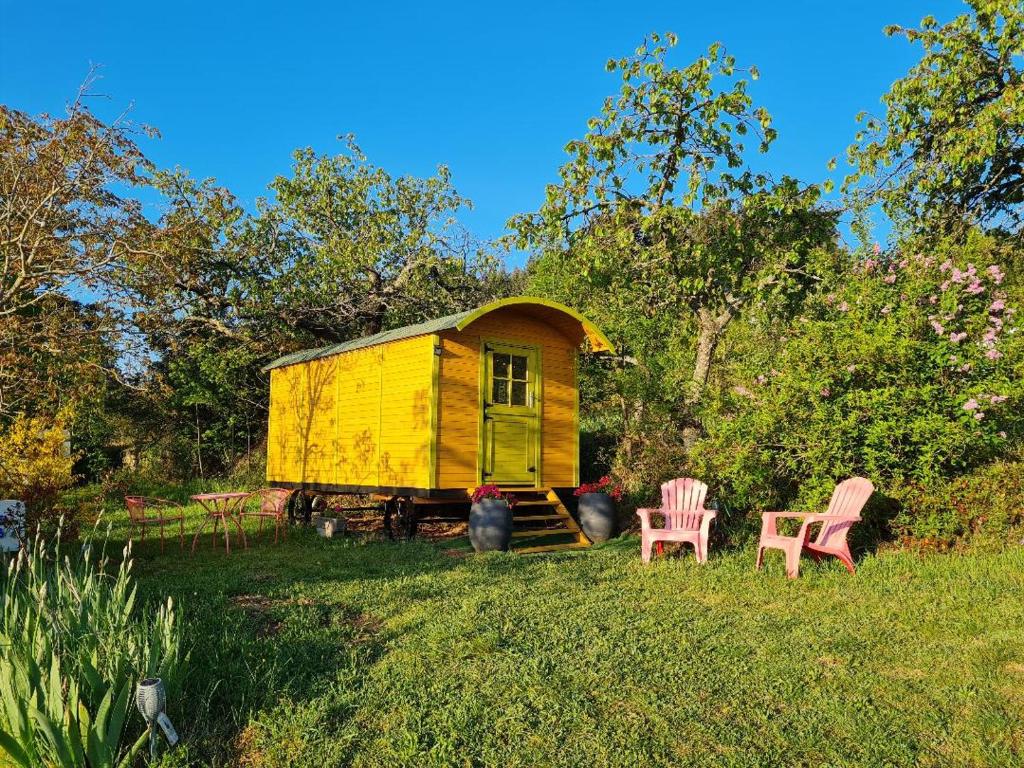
[491,352,529,406]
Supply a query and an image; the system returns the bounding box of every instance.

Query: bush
[0,411,77,536]
[889,460,1024,549]
[689,233,1022,546]
[0,527,182,767]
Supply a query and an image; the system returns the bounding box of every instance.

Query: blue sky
[2,1,965,265]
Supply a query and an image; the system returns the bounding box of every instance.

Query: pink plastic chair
[636,478,717,563]
[756,476,874,579]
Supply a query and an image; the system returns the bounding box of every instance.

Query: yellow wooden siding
[436,307,578,489]
[267,335,434,488]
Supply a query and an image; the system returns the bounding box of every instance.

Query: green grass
[91,496,1024,767]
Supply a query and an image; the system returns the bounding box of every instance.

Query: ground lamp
[135,678,179,759]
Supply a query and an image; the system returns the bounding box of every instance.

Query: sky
[1,0,967,266]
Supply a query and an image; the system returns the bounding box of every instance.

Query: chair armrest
[760,510,813,538]
[699,510,716,538]
[761,511,812,521]
[635,509,658,531]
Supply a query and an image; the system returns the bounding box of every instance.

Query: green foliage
[253,138,503,338]
[844,1,1024,237]
[889,459,1024,547]
[689,231,1022,541]
[0,529,182,767]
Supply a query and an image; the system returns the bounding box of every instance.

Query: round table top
[190,492,251,501]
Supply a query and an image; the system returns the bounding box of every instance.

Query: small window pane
[510,381,527,406]
[492,379,509,405]
[492,353,510,379]
[511,355,527,380]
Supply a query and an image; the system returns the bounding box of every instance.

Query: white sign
[0,500,25,553]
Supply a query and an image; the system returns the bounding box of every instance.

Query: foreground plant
[0,527,182,767]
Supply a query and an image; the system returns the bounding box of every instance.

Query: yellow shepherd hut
[263,297,614,550]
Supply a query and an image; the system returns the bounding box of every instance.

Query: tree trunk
[682,307,734,451]
[195,404,204,479]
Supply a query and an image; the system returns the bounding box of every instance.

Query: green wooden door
[482,344,540,486]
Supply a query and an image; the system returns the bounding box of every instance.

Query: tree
[250,138,503,341]
[845,1,1024,239]
[511,34,837,446]
[0,92,155,419]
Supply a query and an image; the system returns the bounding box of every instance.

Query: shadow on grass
[119,527,468,765]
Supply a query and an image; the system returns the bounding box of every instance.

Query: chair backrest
[125,496,146,522]
[660,478,708,530]
[252,488,291,515]
[816,477,874,547]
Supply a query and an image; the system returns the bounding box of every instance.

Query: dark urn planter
[469,499,512,552]
[578,492,616,543]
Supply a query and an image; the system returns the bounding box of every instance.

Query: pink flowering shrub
[691,232,1021,544]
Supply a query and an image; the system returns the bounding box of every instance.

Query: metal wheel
[287,491,314,525]
[384,497,417,540]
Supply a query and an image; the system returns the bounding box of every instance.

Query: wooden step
[511,500,554,507]
[512,514,564,522]
[515,542,590,555]
[510,528,580,539]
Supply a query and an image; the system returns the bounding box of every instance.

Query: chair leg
[785,544,801,579]
[835,549,856,574]
[641,536,653,563]
[191,519,206,555]
[755,546,765,570]
[212,516,219,548]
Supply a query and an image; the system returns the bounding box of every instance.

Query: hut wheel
[287,491,323,525]
[384,497,417,540]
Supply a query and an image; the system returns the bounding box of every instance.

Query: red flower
[472,485,514,507]
[574,475,623,501]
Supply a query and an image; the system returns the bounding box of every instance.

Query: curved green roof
[263,296,614,371]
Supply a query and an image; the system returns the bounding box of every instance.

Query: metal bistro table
[190,492,250,555]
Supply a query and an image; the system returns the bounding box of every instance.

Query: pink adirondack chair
[756,476,874,579]
[636,478,716,563]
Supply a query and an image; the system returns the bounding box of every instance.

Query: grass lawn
[97,499,1024,767]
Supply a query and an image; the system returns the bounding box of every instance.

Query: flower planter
[0,500,26,553]
[577,492,616,543]
[469,499,512,552]
[316,516,346,538]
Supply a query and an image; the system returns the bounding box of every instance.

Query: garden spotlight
[135,678,179,759]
